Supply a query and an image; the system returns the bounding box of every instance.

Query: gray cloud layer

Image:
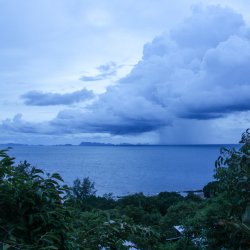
[3,5,250,136]
[80,62,119,81]
[21,88,94,106]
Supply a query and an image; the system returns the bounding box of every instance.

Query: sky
[1,0,250,145]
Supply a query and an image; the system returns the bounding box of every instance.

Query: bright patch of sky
[1,0,250,144]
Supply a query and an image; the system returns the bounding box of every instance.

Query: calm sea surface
[6,145,237,195]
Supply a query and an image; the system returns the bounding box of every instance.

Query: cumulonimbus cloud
[21,88,94,106]
[3,5,250,136]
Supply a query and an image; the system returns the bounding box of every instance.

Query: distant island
[79,142,150,146]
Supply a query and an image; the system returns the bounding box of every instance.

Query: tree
[213,129,250,248]
[72,177,96,200]
[185,129,250,249]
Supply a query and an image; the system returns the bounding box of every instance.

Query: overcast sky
[1,0,250,145]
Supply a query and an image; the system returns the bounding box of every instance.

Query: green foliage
[0,149,74,249]
[72,177,96,200]
[159,238,199,250]
[213,130,250,248]
[70,209,160,249]
[184,129,250,249]
[202,181,218,198]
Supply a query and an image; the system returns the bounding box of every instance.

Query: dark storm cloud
[21,88,94,106]
[50,99,169,135]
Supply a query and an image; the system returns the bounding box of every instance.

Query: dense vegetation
[0,130,249,249]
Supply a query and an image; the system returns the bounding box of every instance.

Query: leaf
[51,173,64,182]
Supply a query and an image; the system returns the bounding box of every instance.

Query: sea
[3,145,238,196]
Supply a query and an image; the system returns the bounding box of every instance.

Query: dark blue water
[5,145,236,195]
